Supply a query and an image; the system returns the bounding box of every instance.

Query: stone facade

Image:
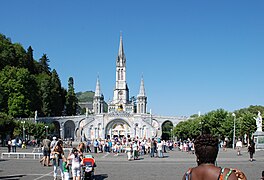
[38,34,188,141]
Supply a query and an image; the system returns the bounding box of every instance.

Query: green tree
[0,67,38,117]
[8,93,31,117]
[174,120,191,140]
[239,112,256,142]
[202,109,228,136]
[65,77,78,116]
[0,34,16,69]
[36,73,53,116]
[26,46,36,74]
[13,43,28,68]
[0,83,5,113]
[0,113,15,145]
[234,105,264,142]
[50,70,65,116]
[38,54,51,74]
[0,33,66,119]
[162,121,173,140]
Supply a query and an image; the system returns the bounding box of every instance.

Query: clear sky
[1,1,264,117]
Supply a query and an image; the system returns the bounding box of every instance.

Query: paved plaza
[0,146,263,180]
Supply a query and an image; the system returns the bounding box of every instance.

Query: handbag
[50,154,55,159]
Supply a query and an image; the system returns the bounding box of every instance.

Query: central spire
[118,32,124,58]
[117,32,126,66]
[113,33,129,105]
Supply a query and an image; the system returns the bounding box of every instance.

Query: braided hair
[194,134,219,165]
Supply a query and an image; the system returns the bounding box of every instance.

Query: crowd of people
[79,137,176,160]
[6,134,261,179]
[39,136,90,180]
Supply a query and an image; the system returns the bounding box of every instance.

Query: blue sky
[1,1,264,117]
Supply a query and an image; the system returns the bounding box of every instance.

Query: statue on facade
[34,110,38,120]
[86,107,88,117]
[254,111,262,132]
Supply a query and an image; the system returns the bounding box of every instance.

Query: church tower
[137,77,147,114]
[93,76,104,114]
[112,33,129,106]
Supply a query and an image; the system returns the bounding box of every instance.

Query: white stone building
[38,34,187,141]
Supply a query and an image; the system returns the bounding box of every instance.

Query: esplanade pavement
[0,146,263,179]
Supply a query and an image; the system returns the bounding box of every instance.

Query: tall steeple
[116,32,126,67]
[113,33,129,105]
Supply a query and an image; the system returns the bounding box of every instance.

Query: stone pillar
[94,128,97,139]
[89,128,91,139]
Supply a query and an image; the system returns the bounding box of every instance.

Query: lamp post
[198,111,202,135]
[199,120,203,135]
[60,128,63,139]
[21,121,25,140]
[45,126,48,138]
[232,113,236,149]
[171,129,173,141]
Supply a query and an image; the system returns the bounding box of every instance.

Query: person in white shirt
[236,139,243,156]
[68,147,82,180]
[132,141,138,160]
[11,138,17,152]
[157,140,163,158]
[50,137,57,151]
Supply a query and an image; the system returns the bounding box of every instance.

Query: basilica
[38,35,187,141]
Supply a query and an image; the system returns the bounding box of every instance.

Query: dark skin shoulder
[182,165,238,180]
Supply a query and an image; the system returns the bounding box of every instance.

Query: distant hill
[76,91,94,102]
[76,91,108,113]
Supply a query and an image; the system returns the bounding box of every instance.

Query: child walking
[68,147,82,180]
[62,156,70,180]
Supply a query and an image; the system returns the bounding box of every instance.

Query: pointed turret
[95,76,101,97]
[93,76,104,114]
[138,76,146,97]
[137,76,147,114]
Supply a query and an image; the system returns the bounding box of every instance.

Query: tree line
[0,33,78,141]
[173,106,264,146]
[0,34,79,117]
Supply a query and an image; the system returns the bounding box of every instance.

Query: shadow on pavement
[94,174,108,180]
[0,174,25,179]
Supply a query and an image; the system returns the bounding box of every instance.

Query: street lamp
[170,129,173,140]
[45,126,48,137]
[21,121,25,140]
[60,128,63,139]
[232,113,236,149]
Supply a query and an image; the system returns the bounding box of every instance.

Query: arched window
[118,69,121,80]
[121,69,124,80]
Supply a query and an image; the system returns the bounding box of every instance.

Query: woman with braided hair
[182,134,247,180]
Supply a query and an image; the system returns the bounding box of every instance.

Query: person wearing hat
[50,137,57,151]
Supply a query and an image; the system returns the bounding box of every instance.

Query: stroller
[81,155,96,180]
